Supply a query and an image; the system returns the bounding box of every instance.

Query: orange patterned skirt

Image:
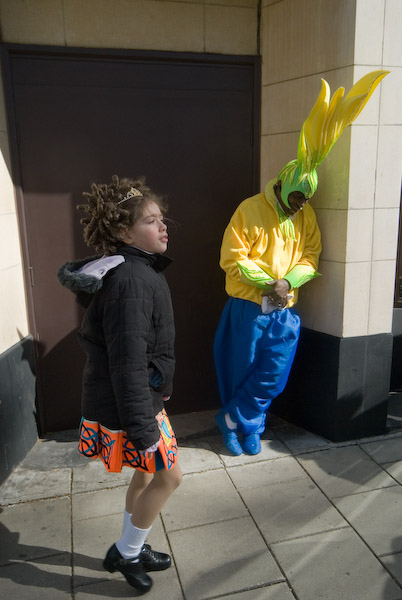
[78,409,178,473]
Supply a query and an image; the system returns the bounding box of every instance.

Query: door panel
[4,47,260,432]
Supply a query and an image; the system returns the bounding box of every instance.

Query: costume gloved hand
[263,279,290,308]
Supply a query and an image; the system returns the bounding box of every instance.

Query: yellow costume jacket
[219,179,322,307]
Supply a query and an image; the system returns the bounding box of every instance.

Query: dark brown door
[3,46,260,433]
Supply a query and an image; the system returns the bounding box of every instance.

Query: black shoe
[103,544,152,594]
[140,543,172,571]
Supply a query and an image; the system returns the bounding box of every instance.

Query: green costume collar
[276,202,297,241]
[265,180,297,241]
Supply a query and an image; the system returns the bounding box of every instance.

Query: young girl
[58,175,182,595]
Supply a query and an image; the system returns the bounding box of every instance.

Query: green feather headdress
[278,70,389,208]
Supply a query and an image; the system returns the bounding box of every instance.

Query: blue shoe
[215,413,243,455]
[242,433,261,455]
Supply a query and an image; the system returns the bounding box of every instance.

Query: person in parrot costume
[214,70,389,456]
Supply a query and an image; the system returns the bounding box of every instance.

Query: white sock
[122,509,132,536]
[116,521,152,559]
[225,413,237,430]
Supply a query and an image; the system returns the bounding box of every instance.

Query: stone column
[260,0,402,440]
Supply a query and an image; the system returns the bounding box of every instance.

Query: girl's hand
[162,396,170,402]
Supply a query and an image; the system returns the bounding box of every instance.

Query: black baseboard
[270,328,393,442]
[0,337,38,485]
[391,334,402,391]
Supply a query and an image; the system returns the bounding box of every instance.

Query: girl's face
[122,201,168,254]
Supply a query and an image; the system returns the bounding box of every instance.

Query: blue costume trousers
[214,297,301,434]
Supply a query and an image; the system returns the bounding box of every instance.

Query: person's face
[286,191,308,215]
[276,182,308,216]
[122,201,168,254]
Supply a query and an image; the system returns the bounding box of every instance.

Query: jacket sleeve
[102,276,160,451]
[220,205,274,288]
[284,207,322,289]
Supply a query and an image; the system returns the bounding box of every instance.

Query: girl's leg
[116,462,182,557]
[125,470,154,514]
[118,471,154,548]
[131,462,183,530]
[104,462,182,593]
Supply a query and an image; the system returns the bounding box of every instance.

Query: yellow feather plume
[297,70,389,173]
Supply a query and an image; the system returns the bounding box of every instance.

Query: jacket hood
[57,255,112,295]
[57,247,173,307]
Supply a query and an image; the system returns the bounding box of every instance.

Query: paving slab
[0,467,71,504]
[168,516,284,600]
[162,469,247,532]
[74,566,184,600]
[0,497,71,564]
[383,461,402,484]
[176,441,223,474]
[227,456,306,490]
[273,421,332,453]
[0,553,72,599]
[361,437,402,464]
[170,409,217,440]
[272,528,402,600]
[220,583,296,599]
[298,446,398,498]
[72,486,127,522]
[72,460,132,494]
[333,486,402,556]
[19,432,86,470]
[74,578,138,599]
[72,511,122,586]
[381,551,402,588]
[241,478,347,544]
[72,513,168,587]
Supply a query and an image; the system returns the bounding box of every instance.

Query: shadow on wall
[35,329,85,434]
[0,335,38,485]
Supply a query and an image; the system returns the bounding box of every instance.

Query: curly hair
[77,175,167,255]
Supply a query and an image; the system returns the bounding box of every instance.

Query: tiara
[117,187,143,204]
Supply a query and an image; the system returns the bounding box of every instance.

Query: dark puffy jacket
[58,246,175,450]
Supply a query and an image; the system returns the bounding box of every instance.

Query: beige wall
[0,0,259,54]
[0,0,259,355]
[261,0,402,338]
[0,67,29,355]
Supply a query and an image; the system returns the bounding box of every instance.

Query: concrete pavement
[2,408,402,599]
